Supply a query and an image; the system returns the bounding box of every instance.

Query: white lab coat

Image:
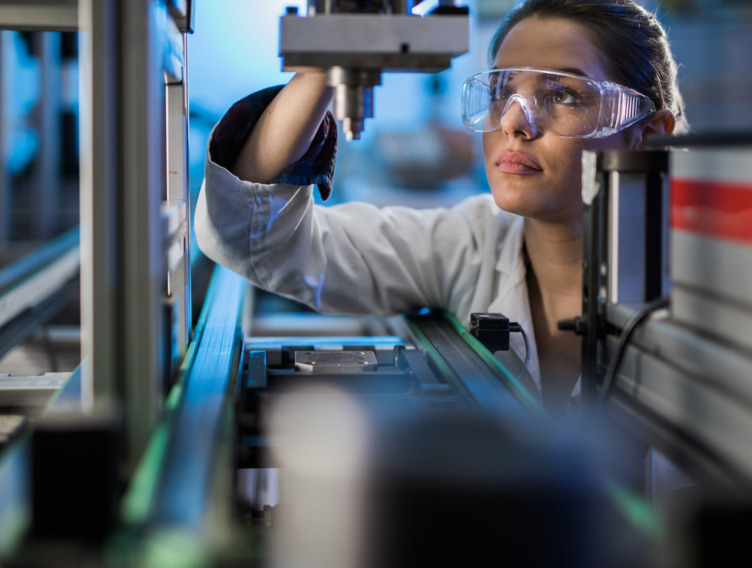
[194,151,570,401]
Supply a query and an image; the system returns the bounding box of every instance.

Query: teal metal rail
[112,264,247,567]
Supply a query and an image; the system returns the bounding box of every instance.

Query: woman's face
[483,16,635,224]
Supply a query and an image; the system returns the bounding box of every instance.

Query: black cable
[510,322,530,382]
[597,296,670,406]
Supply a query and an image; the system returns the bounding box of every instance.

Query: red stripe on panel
[671,179,752,245]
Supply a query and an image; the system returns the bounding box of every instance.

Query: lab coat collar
[495,213,526,282]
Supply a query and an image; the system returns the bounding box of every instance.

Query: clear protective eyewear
[461,67,657,138]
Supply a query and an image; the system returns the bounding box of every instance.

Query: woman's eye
[549,89,578,105]
[493,86,514,100]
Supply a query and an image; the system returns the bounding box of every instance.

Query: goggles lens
[461,67,656,138]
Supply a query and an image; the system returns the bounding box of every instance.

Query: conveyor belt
[403,310,542,417]
[120,265,246,536]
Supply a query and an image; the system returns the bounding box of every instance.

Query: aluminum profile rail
[114,266,246,566]
[0,0,78,31]
[1,3,196,461]
[0,267,244,565]
[167,0,193,33]
[0,227,79,297]
[403,310,543,417]
[0,227,79,360]
[602,302,752,498]
[77,0,196,462]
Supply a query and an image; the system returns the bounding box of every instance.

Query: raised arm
[231,71,334,183]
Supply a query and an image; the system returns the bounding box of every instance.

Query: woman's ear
[633,109,676,149]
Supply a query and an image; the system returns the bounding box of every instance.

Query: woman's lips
[496,150,543,175]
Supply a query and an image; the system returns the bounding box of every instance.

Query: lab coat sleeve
[208,86,338,200]
[195,155,491,316]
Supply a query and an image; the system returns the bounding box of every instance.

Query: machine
[279,0,469,140]
[570,138,752,563]
[1,1,752,567]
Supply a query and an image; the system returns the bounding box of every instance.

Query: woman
[194,0,684,415]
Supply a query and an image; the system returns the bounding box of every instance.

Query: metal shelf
[0,0,78,31]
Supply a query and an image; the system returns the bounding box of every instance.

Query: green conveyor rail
[403,309,544,416]
[112,264,246,568]
[404,309,665,546]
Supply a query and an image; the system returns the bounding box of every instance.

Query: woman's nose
[499,94,539,138]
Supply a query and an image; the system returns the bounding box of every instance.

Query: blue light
[187,0,306,120]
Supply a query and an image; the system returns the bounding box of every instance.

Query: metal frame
[78,0,119,411]
[165,26,192,378]
[77,0,195,459]
[582,146,752,498]
[581,150,670,400]
[604,302,752,497]
[0,31,9,246]
[0,0,196,463]
[0,228,79,339]
[167,0,193,33]
[117,0,165,457]
[0,373,68,409]
[0,0,201,558]
[0,0,78,31]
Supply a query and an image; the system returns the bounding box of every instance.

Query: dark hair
[488,0,687,131]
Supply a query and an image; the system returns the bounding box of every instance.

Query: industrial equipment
[279,0,469,140]
[573,139,752,564]
[2,1,752,567]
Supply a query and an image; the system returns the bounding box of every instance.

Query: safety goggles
[461,67,657,138]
